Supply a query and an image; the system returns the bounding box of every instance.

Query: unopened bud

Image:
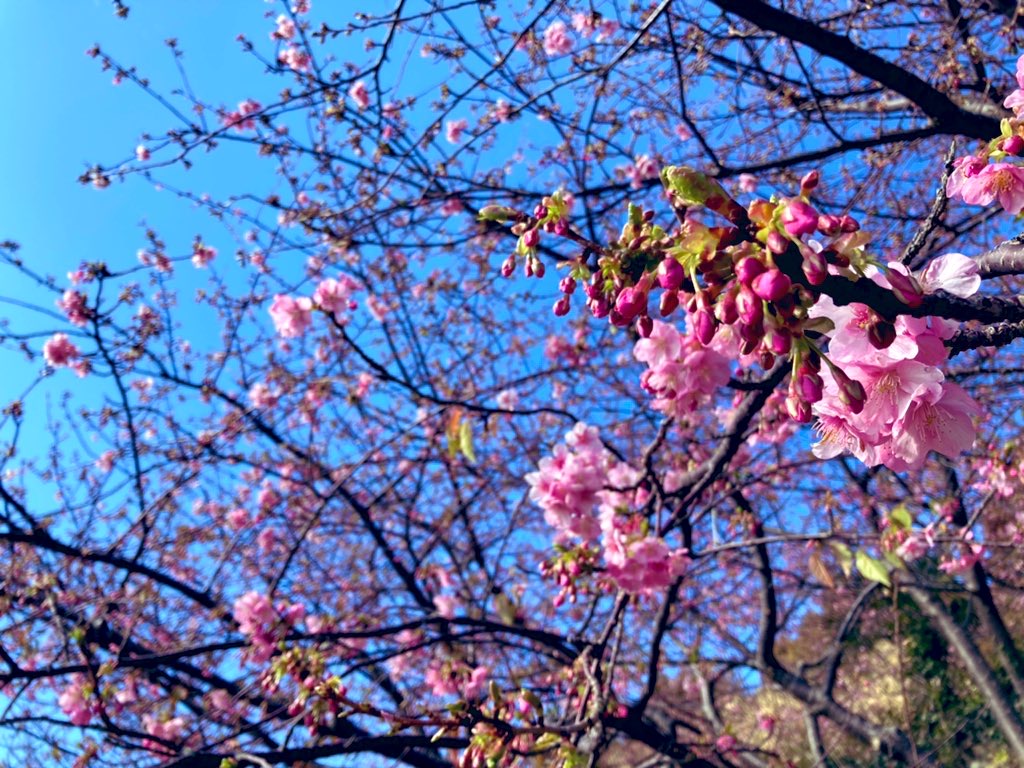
[751,268,792,302]
[636,315,654,338]
[500,256,515,278]
[868,320,897,349]
[553,295,571,316]
[694,308,717,346]
[786,395,813,423]
[781,199,818,238]
[735,255,766,285]
[659,290,680,317]
[1002,135,1024,155]
[799,170,820,194]
[478,205,519,222]
[657,258,685,291]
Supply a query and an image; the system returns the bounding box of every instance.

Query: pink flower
[222,99,262,132]
[43,334,81,368]
[191,243,216,268]
[313,275,359,323]
[349,80,370,110]
[493,99,512,122]
[952,162,1024,214]
[495,388,519,410]
[626,154,659,189]
[268,294,313,338]
[737,173,758,193]
[278,46,311,72]
[273,14,296,40]
[889,382,981,470]
[595,19,618,41]
[58,290,89,326]
[136,144,150,161]
[542,21,573,57]
[918,252,980,298]
[634,320,682,370]
[248,382,278,409]
[445,118,468,144]
[58,677,94,726]
[571,13,595,37]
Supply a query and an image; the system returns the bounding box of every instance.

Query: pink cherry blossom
[951,162,1024,214]
[918,252,980,298]
[542,21,573,57]
[58,290,89,326]
[348,80,370,110]
[278,46,311,72]
[445,118,468,144]
[58,676,94,726]
[269,294,313,338]
[191,243,216,268]
[43,333,81,368]
[273,14,296,40]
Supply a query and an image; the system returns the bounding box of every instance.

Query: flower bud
[500,256,515,278]
[553,295,571,316]
[477,205,519,222]
[758,350,776,369]
[781,199,818,237]
[614,285,648,322]
[833,368,867,414]
[800,169,820,194]
[817,214,842,236]
[589,297,610,319]
[532,258,545,278]
[786,395,813,423]
[734,255,766,285]
[800,245,827,285]
[839,214,859,233]
[1001,135,1024,156]
[736,285,764,326]
[797,370,824,403]
[559,276,577,295]
[751,268,791,302]
[766,326,792,355]
[867,320,897,349]
[657,257,685,290]
[884,265,923,308]
[694,308,717,346]
[636,315,654,338]
[765,230,790,255]
[715,287,739,325]
[522,228,540,248]
[659,290,680,317]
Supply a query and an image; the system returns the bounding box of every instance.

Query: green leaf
[856,551,891,588]
[830,541,853,577]
[888,504,912,531]
[534,732,561,751]
[459,419,476,463]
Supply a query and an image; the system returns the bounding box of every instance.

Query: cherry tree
[6,1,1024,766]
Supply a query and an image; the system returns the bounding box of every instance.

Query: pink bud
[817,214,842,235]
[884,266,923,308]
[800,245,827,285]
[751,269,791,302]
[765,230,790,255]
[559,276,577,294]
[800,170,820,194]
[715,735,737,753]
[694,308,717,345]
[839,215,859,233]
[500,256,515,278]
[766,326,791,355]
[553,295,571,316]
[636,315,654,337]
[589,297,610,319]
[522,228,540,248]
[614,285,648,322]
[868,320,897,349]
[758,714,776,734]
[659,290,680,317]
[781,199,818,237]
[715,288,739,325]
[797,370,823,403]
[833,368,867,414]
[734,256,765,285]
[1002,135,1024,155]
[785,395,813,423]
[736,285,764,326]
[657,258,685,290]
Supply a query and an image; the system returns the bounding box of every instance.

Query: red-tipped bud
[1002,135,1024,155]
[800,170,820,195]
[751,268,792,302]
[766,230,790,255]
[694,308,717,346]
[522,228,540,248]
[553,295,571,316]
[786,395,813,423]
[766,326,792,355]
[758,350,776,369]
[636,315,654,338]
[589,297,610,319]
[533,259,546,278]
[797,370,824,403]
[884,266,923,308]
[614,285,648,321]
[867,320,897,349]
[736,285,764,326]
[501,256,515,278]
[739,333,760,356]
[657,258,685,291]
[817,214,842,236]
[781,199,818,237]
[659,290,680,317]
[715,287,739,325]
[839,215,859,233]
[834,368,867,414]
[800,245,827,285]
[735,255,766,285]
[559,276,577,295]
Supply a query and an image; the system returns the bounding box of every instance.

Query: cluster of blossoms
[221,98,262,132]
[424,661,490,700]
[232,590,306,663]
[59,676,99,726]
[495,163,986,472]
[268,274,361,338]
[946,53,1024,213]
[810,253,982,470]
[43,333,88,377]
[525,423,688,595]
[191,242,216,268]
